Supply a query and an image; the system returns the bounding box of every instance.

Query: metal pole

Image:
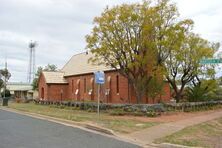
[97,84,100,116]
[4,76,6,98]
[4,59,7,99]
[33,48,36,80]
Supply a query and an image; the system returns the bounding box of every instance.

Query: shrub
[186,86,208,102]
[146,111,159,117]
[186,80,219,102]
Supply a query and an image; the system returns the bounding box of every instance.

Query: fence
[34,99,222,113]
[164,100,222,112]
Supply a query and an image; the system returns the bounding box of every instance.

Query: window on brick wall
[116,75,119,94]
[84,78,86,93]
[72,80,74,93]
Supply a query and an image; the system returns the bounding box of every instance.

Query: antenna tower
[27,41,37,83]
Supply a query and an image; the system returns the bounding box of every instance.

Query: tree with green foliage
[32,67,43,90]
[86,0,191,103]
[164,32,218,102]
[0,68,11,98]
[32,64,58,90]
[1,89,11,98]
[44,64,58,72]
[0,79,3,92]
[0,69,11,82]
[218,76,222,85]
[147,74,165,103]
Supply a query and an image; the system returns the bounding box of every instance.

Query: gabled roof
[42,71,68,84]
[62,52,113,77]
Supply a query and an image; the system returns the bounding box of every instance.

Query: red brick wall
[38,73,48,100]
[38,73,68,101]
[47,84,68,101]
[66,74,94,101]
[65,71,130,103]
[38,71,171,104]
[160,83,171,102]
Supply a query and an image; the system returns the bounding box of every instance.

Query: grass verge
[7,102,159,134]
[155,118,222,148]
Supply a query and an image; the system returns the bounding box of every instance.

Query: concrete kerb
[155,143,202,148]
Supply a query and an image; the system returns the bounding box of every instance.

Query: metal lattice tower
[27,41,37,83]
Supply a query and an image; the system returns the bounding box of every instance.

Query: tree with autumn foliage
[86,0,194,103]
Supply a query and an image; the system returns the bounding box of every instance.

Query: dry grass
[155,118,222,148]
[8,102,159,134]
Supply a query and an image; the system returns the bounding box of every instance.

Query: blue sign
[94,71,105,84]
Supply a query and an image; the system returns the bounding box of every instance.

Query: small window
[88,89,93,95]
[107,76,111,83]
[72,80,74,93]
[116,75,119,94]
[90,77,94,90]
[84,78,86,93]
[77,79,80,87]
[75,89,79,95]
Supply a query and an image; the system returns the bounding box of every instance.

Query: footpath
[127,110,222,147]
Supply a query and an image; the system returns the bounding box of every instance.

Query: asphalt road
[0,109,140,148]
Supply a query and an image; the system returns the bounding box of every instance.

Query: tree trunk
[132,83,143,104]
[135,88,143,104]
[129,75,151,104]
[175,93,181,103]
[174,84,185,103]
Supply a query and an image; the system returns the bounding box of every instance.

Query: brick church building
[38,52,171,104]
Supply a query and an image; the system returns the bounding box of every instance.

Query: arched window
[75,79,80,95]
[72,80,74,93]
[89,78,94,100]
[41,87,44,99]
[116,75,119,94]
[84,78,86,93]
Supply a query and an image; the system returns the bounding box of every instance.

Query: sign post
[97,84,100,116]
[94,71,105,116]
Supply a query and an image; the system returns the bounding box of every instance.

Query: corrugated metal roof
[62,52,113,77]
[7,83,32,91]
[42,71,68,84]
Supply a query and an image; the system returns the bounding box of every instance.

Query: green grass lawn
[155,118,222,148]
[7,102,159,134]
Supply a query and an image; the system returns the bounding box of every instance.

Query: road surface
[0,109,139,148]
